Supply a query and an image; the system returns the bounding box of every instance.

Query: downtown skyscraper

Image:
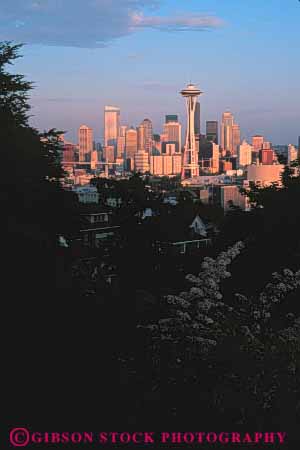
[137,118,153,154]
[78,125,93,162]
[194,102,201,135]
[125,127,138,171]
[104,106,120,148]
[221,111,240,155]
[163,115,182,152]
[206,121,218,144]
[220,111,234,154]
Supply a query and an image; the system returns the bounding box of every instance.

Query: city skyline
[7,0,300,144]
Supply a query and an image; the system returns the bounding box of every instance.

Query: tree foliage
[1,42,80,303]
[134,243,300,436]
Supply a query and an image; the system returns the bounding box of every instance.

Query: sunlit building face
[104,106,120,147]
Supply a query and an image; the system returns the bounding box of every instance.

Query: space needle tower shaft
[180,83,203,179]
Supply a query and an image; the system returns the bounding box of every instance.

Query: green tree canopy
[1,42,80,301]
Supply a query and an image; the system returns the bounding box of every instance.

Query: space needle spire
[180,83,203,179]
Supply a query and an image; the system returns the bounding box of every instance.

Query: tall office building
[165,114,178,123]
[220,111,234,154]
[125,127,138,158]
[180,83,203,179]
[104,145,115,164]
[194,101,201,135]
[163,116,182,151]
[120,125,127,136]
[150,154,182,176]
[152,134,161,154]
[161,142,178,155]
[288,144,298,165]
[260,148,274,165]
[238,140,253,168]
[206,121,218,144]
[125,127,138,170]
[90,150,98,169]
[78,125,93,162]
[252,135,264,151]
[116,136,125,158]
[117,125,127,158]
[104,106,120,148]
[262,141,271,150]
[211,143,220,173]
[232,123,241,156]
[137,118,153,154]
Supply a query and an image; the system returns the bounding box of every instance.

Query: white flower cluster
[257,269,300,321]
[138,242,300,370]
[138,242,246,356]
[135,242,300,422]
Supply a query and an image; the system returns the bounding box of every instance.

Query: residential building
[246,164,284,186]
[73,185,99,203]
[135,150,150,173]
[220,185,249,212]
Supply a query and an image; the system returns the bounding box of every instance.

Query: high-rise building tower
[125,127,138,171]
[163,116,182,152]
[238,140,253,168]
[137,118,153,154]
[260,148,274,165]
[78,125,93,162]
[180,83,203,179]
[288,144,298,165]
[220,111,234,154]
[117,125,127,158]
[104,106,120,148]
[206,121,218,144]
[232,123,241,156]
[194,101,201,135]
[252,135,264,151]
[165,115,178,123]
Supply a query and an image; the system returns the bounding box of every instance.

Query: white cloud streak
[131,12,224,32]
[0,0,223,47]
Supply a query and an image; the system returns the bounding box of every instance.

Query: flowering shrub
[136,242,300,429]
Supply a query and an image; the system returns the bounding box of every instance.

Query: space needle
[180,83,203,179]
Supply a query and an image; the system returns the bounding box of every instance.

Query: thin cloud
[0,0,224,48]
[131,13,224,32]
[40,97,95,103]
[138,81,178,91]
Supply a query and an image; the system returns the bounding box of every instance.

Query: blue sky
[3,0,300,144]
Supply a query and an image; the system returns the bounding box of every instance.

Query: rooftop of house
[78,203,113,215]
